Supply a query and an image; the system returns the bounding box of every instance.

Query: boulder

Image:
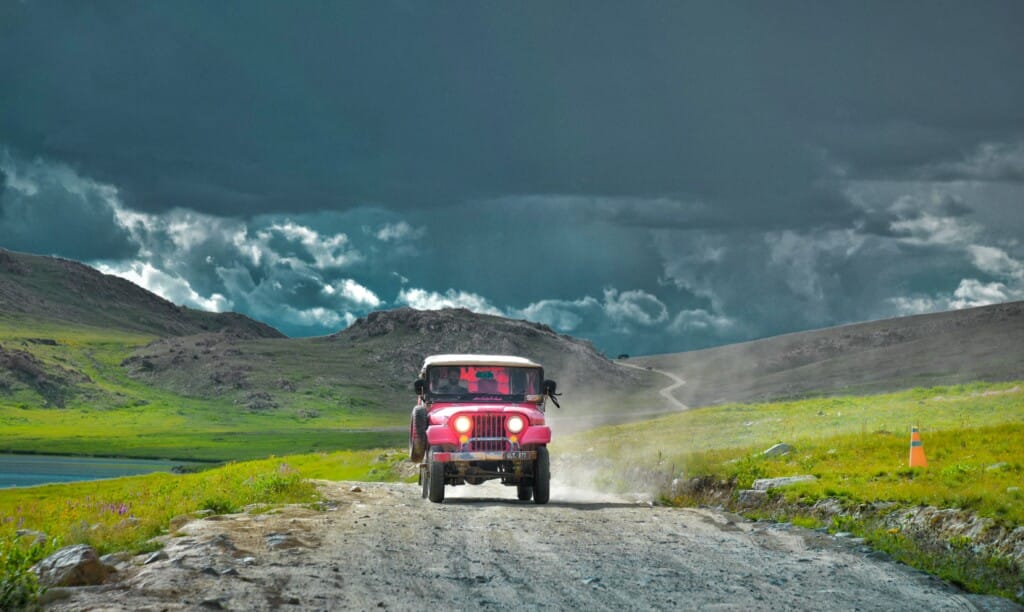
[762,443,793,457]
[735,489,768,505]
[752,475,816,491]
[33,544,106,587]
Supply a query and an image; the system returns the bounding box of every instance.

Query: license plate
[505,451,532,460]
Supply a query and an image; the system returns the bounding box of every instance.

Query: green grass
[0,449,407,553]
[0,448,407,607]
[0,315,408,460]
[558,381,1024,602]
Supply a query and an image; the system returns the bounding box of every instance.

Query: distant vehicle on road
[409,354,559,504]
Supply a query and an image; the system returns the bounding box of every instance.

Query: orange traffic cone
[909,426,928,468]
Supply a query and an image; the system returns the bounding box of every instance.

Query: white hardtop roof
[421,354,541,369]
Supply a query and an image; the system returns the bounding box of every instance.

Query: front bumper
[431,450,537,463]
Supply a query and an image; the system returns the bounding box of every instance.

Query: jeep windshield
[426,365,542,399]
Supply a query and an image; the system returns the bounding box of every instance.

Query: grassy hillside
[0,252,662,459]
[0,249,282,338]
[556,381,1024,602]
[627,300,1024,407]
[0,449,409,608]
[0,315,404,461]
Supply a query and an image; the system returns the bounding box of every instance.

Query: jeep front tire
[533,446,550,505]
[427,446,445,503]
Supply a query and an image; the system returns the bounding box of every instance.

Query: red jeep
[409,354,559,504]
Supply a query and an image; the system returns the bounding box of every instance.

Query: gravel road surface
[48,480,1018,611]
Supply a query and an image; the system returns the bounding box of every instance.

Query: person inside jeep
[436,367,466,394]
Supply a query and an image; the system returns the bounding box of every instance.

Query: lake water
[0,453,192,489]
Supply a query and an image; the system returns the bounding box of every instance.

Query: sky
[2,2,1023,356]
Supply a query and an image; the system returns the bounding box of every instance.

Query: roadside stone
[752,475,816,491]
[985,462,1009,472]
[266,533,304,550]
[762,443,793,457]
[350,485,363,493]
[200,597,229,609]
[735,489,768,505]
[100,551,132,567]
[169,514,195,532]
[33,544,106,587]
[15,528,48,546]
[37,587,73,605]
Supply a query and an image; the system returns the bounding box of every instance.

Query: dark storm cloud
[0,151,137,260]
[5,2,1020,222]
[3,2,1024,354]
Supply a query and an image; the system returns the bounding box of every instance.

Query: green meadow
[561,381,1024,521]
[3,307,1023,606]
[0,450,408,608]
[558,381,1024,602]
[0,316,406,461]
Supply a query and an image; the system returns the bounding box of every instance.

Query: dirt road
[49,480,1016,611]
[617,360,689,411]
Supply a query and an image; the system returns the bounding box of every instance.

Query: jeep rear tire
[533,446,550,505]
[517,484,533,501]
[409,407,427,462]
[428,447,445,503]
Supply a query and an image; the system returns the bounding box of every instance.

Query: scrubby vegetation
[558,381,1024,602]
[0,315,406,460]
[0,449,408,608]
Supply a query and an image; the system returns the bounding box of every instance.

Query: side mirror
[413,379,425,395]
[542,380,557,395]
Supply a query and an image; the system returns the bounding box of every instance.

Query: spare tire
[409,406,427,462]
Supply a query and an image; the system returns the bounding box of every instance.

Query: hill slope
[629,300,1024,407]
[1,248,664,458]
[0,248,282,338]
[121,307,660,418]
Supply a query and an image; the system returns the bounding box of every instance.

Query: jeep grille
[469,414,509,451]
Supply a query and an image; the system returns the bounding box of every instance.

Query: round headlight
[453,415,472,433]
[506,415,525,434]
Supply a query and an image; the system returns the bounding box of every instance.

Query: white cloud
[668,308,736,333]
[322,278,382,307]
[927,140,1024,182]
[886,295,945,316]
[280,306,344,328]
[518,296,602,332]
[889,212,978,246]
[396,288,505,316]
[950,278,1015,309]
[376,221,423,242]
[257,221,360,269]
[602,288,668,327]
[96,261,232,312]
[967,245,1024,280]
[516,288,667,333]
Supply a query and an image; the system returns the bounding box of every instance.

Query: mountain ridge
[630,299,1024,407]
[0,248,283,338]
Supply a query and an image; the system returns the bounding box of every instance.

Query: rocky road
[48,480,1018,611]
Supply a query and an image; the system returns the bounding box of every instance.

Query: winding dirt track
[617,360,689,411]
[48,480,1017,611]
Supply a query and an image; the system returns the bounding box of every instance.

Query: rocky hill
[121,307,653,417]
[0,248,282,338]
[328,307,639,392]
[631,300,1024,407]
